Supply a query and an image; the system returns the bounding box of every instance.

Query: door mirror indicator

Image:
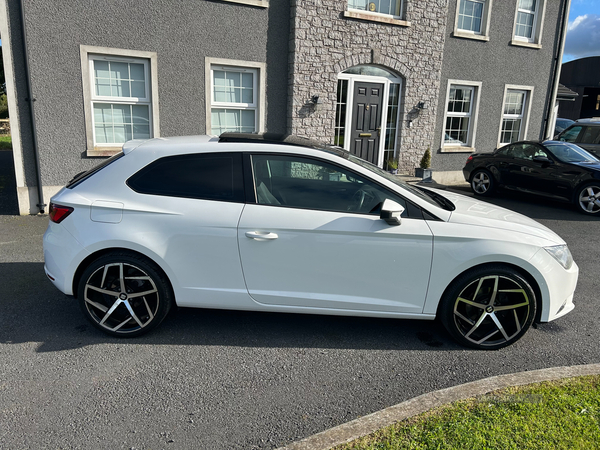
[380,199,405,226]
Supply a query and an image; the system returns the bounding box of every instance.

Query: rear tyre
[575,183,600,215]
[77,252,173,337]
[438,265,536,350]
[470,169,494,197]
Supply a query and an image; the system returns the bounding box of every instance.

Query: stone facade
[288,0,449,173]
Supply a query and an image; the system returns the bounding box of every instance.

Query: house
[1,0,569,214]
[558,56,600,120]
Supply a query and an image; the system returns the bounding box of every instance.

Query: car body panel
[238,203,433,313]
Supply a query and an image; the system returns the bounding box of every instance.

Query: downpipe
[18,0,45,214]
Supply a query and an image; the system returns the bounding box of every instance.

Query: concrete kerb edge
[279,363,600,450]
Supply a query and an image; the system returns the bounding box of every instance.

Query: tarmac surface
[1,178,599,449]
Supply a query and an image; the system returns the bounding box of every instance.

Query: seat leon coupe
[43,134,578,349]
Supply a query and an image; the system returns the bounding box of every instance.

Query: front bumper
[530,247,579,322]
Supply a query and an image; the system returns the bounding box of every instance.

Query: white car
[43,134,579,349]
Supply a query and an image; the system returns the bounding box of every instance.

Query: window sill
[441,146,475,153]
[510,39,542,50]
[343,11,410,27]
[88,146,122,157]
[218,0,268,7]
[452,31,489,42]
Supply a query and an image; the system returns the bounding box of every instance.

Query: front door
[350,81,384,164]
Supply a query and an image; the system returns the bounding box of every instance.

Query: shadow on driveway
[0,261,464,353]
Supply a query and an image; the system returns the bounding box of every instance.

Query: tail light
[466,155,474,164]
[49,203,74,223]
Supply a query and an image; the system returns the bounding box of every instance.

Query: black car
[463,140,600,215]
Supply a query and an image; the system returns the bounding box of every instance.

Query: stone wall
[288,0,449,173]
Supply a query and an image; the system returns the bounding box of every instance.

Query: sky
[563,0,600,62]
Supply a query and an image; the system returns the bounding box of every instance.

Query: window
[511,0,546,48]
[127,153,244,202]
[559,126,583,143]
[251,154,407,215]
[506,143,544,160]
[348,0,403,17]
[344,0,409,26]
[219,0,268,6]
[442,81,482,151]
[454,0,491,40]
[206,58,265,136]
[499,87,532,145]
[80,46,159,156]
[580,127,600,145]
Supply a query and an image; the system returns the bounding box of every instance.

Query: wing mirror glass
[380,199,405,226]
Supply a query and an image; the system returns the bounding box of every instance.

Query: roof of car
[575,118,600,124]
[121,133,350,158]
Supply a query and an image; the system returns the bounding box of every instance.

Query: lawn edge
[278,363,600,450]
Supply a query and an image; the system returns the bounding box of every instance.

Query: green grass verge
[336,375,600,450]
[0,135,12,149]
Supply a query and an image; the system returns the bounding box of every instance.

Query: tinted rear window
[127,152,244,202]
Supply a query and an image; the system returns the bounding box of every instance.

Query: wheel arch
[435,261,544,323]
[72,247,175,303]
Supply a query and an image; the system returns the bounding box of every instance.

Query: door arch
[334,65,403,168]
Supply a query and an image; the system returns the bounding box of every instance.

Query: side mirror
[380,199,405,226]
[533,155,552,164]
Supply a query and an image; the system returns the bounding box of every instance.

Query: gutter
[18,0,45,213]
[543,0,572,140]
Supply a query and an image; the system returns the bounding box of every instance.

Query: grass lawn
[0,135,12,149]
[336,375,600,450]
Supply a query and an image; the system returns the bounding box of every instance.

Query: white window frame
[498,85,534,146]
[205,57,266,136]
[511,0,546,49]
[337,69,403,168]
[344,0,410,27]
[80,45,159,157]
[218,0,268,7]
[453,0,492,41]
[441,80,482,153]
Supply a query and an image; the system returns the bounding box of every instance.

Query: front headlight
[544,245,573,270]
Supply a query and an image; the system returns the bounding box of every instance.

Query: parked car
[463,140,600,215]
[43,134,578,349]
[554,118,575,136]
[555,118,600,158]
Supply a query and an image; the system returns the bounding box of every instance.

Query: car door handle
[245,231,279,241]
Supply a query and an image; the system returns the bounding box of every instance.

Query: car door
[505,143,575,199]
[576,126,600,158]
[237,153,434,314]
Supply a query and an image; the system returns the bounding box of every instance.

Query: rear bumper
[43,222,89,295]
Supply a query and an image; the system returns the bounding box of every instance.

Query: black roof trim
[218,133,348,155]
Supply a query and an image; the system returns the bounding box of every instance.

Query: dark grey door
[350,81,384,164]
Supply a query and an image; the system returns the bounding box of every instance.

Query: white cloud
[564,14,600,60]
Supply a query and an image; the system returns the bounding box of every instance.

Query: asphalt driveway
[0,189,598,449]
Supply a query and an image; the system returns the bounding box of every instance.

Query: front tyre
[77,252,173,337]
[470,169,494,196]
[576,183,600,215]
[439,265,536,350]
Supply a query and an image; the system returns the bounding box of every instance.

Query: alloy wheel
[578,185,600,214]
[471,171,491,195]
[83,262,161,334]
[452,275,531,348]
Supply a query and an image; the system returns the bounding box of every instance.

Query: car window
[127,152,244,202]
[559,126,583,143]
[545,142,600,163]
[580,126,600,144]
[251,154,408,216]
